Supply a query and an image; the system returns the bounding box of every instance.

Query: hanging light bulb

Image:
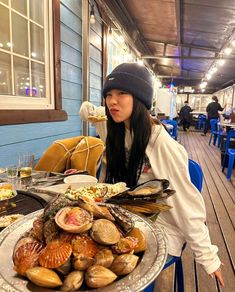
[217,59,225,66]
[108,26,113,42]
[90,5,95,25]
[137,58,144,65]
[224,47,232,55]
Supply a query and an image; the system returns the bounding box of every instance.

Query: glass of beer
[18,154,35,178]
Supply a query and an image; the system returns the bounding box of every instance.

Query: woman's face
[105,89,133,128]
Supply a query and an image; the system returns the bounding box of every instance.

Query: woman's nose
[108,94,118,104]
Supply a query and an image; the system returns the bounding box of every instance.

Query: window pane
[0,52,11,95]
[11,0,27,16]
[14,56,29,97]
[30,0,44,25]
[30,23,44,61]
[31,62,45,97]
[0,5,10,51]
[12,12,28,56]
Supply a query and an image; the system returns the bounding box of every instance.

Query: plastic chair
[222,130,235,180]
[196,114,206,131]
[144,159,203,292]
[209,119,224,147]
[162,119,178,140]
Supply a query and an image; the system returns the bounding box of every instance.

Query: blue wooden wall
[0,0,103,167]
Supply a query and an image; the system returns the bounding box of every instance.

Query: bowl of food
[0,182,17,210]
[64,174,98,188]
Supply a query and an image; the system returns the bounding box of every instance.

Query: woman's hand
[209,264,224,287]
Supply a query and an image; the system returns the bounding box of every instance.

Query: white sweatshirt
[80,102,221,274]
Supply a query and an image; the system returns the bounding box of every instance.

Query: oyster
[90,219,120,245]
[43,218,60,244]
[39,240,72,269]
[110,254,139,275]
[55,207,93,233]
[61,270,84,291]
[107,204,134,233]
[94,249,114,268]
[26,267,62,288]
[85,265,117,288]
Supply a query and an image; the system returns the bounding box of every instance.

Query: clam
[73,254,95,270]
[90,219,120,245]
[85,265,117,288]
[61,270,84,291]
[26,267,62,288]
[110,254,139,275]
[56,258,71,275]
[55,207,93,233]
[94,249,114,268]
[128,227,147,253]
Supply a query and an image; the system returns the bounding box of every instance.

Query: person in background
[179,100,193,131]
[80,63,224,286]
[202,95,223,136]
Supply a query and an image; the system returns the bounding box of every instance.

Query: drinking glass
[6,165,18,179]
[18,153,35,178]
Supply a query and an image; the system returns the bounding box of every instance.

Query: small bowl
[64,174,98,188]
[0,182,17,211]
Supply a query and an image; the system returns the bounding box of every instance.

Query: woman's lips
[109,108,119,115]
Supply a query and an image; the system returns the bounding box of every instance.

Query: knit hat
[103,63,153,109]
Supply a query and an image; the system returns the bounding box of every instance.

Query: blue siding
[0,0,103,167]
[0,0,85,167]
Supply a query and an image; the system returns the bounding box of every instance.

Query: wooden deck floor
[155,130,235,292]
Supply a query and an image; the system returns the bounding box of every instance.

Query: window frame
[0,0,67,125]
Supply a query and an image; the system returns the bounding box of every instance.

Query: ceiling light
[206,73,212,80]
[7,42,12,47]
[201,88,205,92]
[217,59,225,66]
[224,47,232,55]
[137,58,144,65]
[90,5,95,25]
[0,43,3,48]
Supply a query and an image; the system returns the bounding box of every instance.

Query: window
[0,0,67,124]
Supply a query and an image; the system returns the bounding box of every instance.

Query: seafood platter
[0,179,174,291]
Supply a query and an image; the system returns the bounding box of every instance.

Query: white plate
[64,174,98,187]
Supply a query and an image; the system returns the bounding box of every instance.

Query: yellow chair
[34,136,105,177]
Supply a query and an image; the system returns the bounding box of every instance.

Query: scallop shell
[128,227,147,253]
[110,254,139,275]
[39,240,72,269]
[90,219,120,245]
[61,270,84,291]
[72,234,99,258]
[26,267,62,288]
[55,207,93,233]
[111,236,138,254]
[13,241,44,275]
[85,265,117,288]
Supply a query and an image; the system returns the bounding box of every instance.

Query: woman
[80,62,224,286]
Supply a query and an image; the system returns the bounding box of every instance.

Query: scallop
[55,207,93,233]
[90,219,120,245]
[39,240,72,269]
[61,270,84,291]
[13,241,44,276]
[85,265,117,288]
[72,234,99,258]
[110,254,139,275]
[26,267,62,288]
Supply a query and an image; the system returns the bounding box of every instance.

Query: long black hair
[105,98,159,187]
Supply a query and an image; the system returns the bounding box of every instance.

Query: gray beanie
[103,63,153,109]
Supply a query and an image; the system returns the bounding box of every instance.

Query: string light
[90,5,95,25]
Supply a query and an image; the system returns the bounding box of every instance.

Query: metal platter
[0,209,167,292]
